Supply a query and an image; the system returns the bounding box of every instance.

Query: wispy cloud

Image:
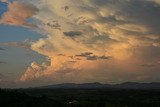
[0,39,32,49]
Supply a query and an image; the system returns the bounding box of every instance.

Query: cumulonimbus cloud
[4,0,160,86]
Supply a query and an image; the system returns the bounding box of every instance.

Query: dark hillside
[1,88,160,107]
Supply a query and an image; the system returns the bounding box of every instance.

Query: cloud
[63,31,83,37]
[0,61,6,64]
[45,20,61,30]
[20,62,47,81]
[74,16,91,25]
[86,55,111,60]
[75,52,111,60]
[150,0,160,5]
[0,39,32,49]
[0,47,5,51]
[5,0,160,86]
[0,1,38,28]
[75,52,93,57]
[0,0,8,3]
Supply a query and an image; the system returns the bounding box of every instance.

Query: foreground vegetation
[0,88,160,107]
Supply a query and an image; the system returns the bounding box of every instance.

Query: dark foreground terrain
[0,88,160,107]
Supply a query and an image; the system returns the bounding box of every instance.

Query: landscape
[1,82,160,107]
[1,0,160,106]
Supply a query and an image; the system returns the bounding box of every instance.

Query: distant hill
[37,82,160,89]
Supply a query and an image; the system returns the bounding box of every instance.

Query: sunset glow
[0,0,160,88]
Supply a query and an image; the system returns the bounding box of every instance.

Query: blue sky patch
[0,1,8,17]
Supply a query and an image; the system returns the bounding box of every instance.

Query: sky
[0,0,160,88]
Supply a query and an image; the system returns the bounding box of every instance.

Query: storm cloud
[1,0,160,87]
[18,0,160,85]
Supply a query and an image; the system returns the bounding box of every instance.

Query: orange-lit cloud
[1,0,160,87]
[0,1,38,28]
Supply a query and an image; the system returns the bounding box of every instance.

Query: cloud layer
[1,0,160,87]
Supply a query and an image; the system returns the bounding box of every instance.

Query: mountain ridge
[36,82,160,89]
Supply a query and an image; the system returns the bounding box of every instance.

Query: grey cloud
[0,47,5,51]
[75,52,111,60]
[99,56,112,60]
[86,55,111,60]
[75,52,93,57]
[45,20,61,30]
[63,31,83,37]
[0,61,6,64]
[86,55,98,60]
[59,0,160,47]
[62,6,69,11]
[120,0,160,35]
[89,0,160,42]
